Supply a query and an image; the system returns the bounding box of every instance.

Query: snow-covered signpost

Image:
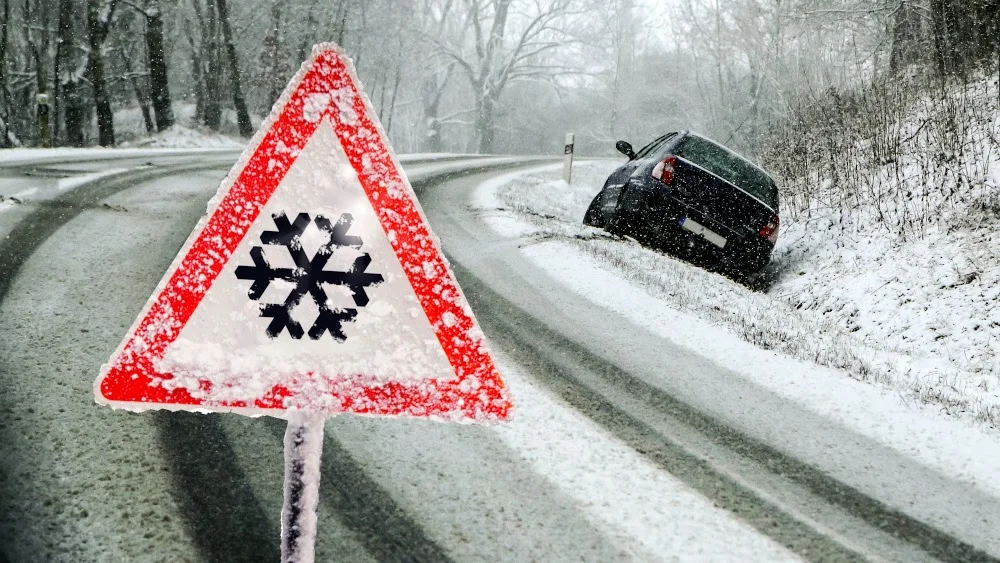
[93,44,512,562]
[563,132,575,184]
[281,413,326,562]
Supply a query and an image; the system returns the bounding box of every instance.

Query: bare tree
[890,1,926,74]
[87,0,117,146]
[192,0,221,130]
[120,0,173,131]
[145,1,173,130]
[0,0,14,146]
[214,0,251,136]
[119,45,154,133]
[434,0,584,153]
[605,0,636,138]
[260,1,285,107]
[56,0,84,146]
[414,0,459,152]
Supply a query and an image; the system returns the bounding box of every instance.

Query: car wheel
[583,192,607,228]
[607,207,644,240]
[606,185,656,243]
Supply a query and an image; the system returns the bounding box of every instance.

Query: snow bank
[118,125,245,149]
[473,160,1000,430]
[0,146,239,166]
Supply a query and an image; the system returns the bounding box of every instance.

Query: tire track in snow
[0,159,232,306]
[449,259,997,563]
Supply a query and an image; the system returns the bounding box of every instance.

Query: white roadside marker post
[563,132,575,184]
[280,413,326,563]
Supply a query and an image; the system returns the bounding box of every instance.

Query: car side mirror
[615,140,635,159]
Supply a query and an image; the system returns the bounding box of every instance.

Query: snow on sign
[94,44,511,422]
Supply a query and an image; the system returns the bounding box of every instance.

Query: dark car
[584,132,780,277]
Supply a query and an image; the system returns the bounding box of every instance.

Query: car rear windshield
[676,136,778,209]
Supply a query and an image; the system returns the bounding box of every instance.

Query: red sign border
[94,44,511,422]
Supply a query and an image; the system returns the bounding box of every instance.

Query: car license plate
[679,216,727,248]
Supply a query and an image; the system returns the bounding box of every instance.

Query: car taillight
[651,156,676,184]
[759,214,779,243]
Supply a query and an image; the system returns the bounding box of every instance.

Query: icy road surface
[0,153,997,562]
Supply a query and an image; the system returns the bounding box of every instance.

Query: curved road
[0,152,998,562]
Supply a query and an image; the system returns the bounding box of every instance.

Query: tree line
[0,1,997,155]
[0,0,606,153]
[0,0,267,148]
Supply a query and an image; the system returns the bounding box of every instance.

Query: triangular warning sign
[95,44,511,422]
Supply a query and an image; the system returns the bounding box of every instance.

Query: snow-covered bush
[755,72,1000,238]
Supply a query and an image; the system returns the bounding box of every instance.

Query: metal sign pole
[280,413,326,563]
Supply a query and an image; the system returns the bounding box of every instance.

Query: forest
[0,0,997,164]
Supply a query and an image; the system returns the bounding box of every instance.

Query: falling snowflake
[234,211,383,341]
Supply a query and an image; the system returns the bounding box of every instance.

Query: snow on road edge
[525,239,1000,497]
[492,353,800,561]
[474,162,1000,500]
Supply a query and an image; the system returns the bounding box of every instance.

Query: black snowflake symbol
[234,211,384,341]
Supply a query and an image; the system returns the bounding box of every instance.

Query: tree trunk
[215,0,253,137]
[423,116,442,153]
[53,12,61,144]
[421,76,443,152]
[890,1,922,74]
[265,2,283,105]
[62,92,86,148]
[475,93,496,154]
[0,0,11,147]
[26,0,51,145]
[928,0,1000,76]
[385,59,401,137]
[184,22,205,122]
[57,0,84,147]
[146,5,174,131]
[87,0,114,146]
[470,0,510,153]
[189,33,205,122]
[121,48,154,134]
[134,79,154,133]
[187,0,206,123]
[202,0,221,130]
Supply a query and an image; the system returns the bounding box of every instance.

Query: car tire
[606,185,653,242]
[583,192,607,228]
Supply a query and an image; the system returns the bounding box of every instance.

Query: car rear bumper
[610,180,773,272]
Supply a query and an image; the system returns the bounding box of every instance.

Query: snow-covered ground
[118,125,246,149]
[756,74,1000,427]
[492,354,798,560]
[111,103,260,147]
[472,160,1000,493]
[0,146,240,166]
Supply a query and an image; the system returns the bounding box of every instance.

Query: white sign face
[96,43,510,422]
[157,121,455,406]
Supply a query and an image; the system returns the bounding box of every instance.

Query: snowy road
[0,153,998,562]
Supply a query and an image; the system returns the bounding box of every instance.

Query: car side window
[633,133,676,160]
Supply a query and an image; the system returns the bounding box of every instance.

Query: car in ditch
[583,132,780,277]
